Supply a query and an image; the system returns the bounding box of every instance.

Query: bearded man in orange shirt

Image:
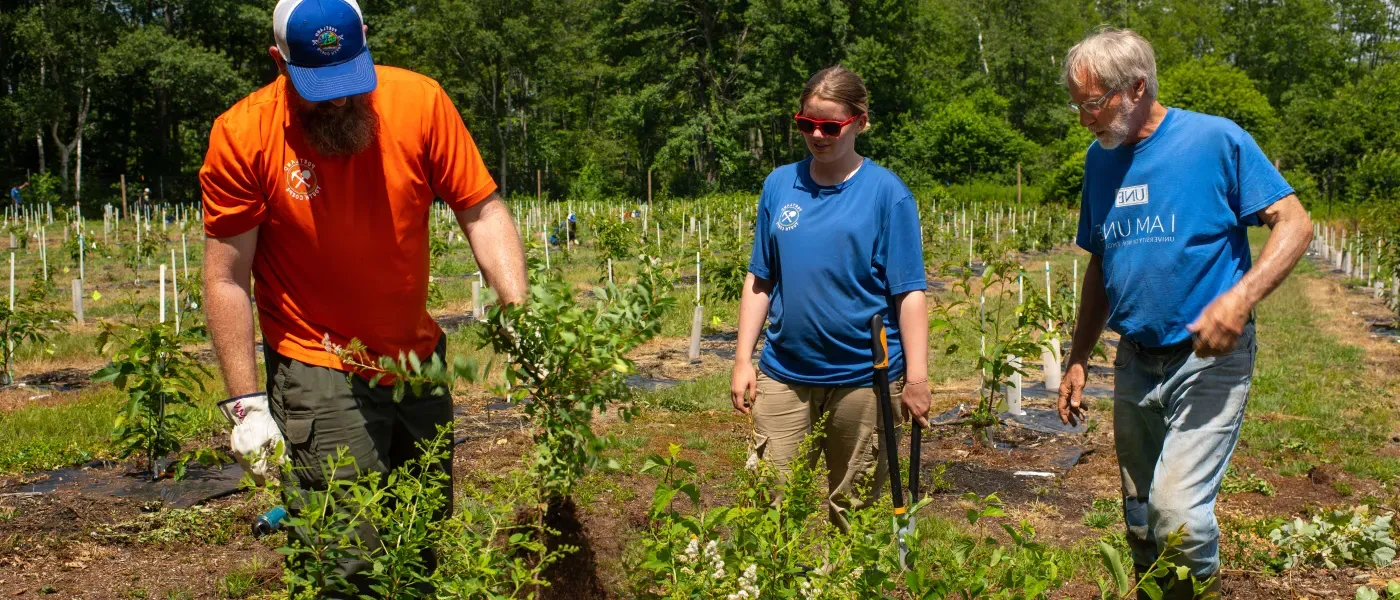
[199,0,525,594]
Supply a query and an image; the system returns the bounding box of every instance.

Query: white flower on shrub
[706,540,727,580]
[677,536,732,585]
[725,564,759,600]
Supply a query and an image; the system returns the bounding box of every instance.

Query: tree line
[1,0,1397,208]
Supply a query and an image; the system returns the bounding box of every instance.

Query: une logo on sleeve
[1114,184,1149,208]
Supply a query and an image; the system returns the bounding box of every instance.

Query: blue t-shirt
[749,157,927,387]
[8,188,19,205]
[1076,108,1293,347]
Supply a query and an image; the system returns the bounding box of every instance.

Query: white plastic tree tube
[1003,354,1024,415]
[159,264,167,324]
[1043,263,1061,389]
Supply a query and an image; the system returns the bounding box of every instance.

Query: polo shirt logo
[284,159,321,201]
[776,203,802,231]
[1115,184,1149,207]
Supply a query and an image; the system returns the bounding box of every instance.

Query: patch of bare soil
[0,387,85,414]
[0,363,106,412]
[540,498,609,600]
[0,492,281,599]
[627,332,737,383]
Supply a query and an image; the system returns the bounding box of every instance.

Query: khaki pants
[751,371,905,531]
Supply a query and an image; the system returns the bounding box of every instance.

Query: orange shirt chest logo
[283,158,321,201]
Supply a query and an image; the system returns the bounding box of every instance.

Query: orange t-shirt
[200,65,496,372]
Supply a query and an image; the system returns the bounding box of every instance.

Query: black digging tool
[871,314,921,570]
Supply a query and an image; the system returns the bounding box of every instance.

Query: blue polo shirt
[8,187,19,205]
[749,157,927,387]
[1076,108,1293,347]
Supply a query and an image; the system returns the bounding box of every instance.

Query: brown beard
[289,90,380,157]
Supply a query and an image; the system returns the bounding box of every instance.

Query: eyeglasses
[1067,88,1120,114]
[794,113,862,137]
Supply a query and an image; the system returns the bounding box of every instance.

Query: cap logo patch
[313,26,343,56]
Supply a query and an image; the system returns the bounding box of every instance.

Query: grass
[1240,231,1400,484]
[0,383,226,475]
[1221,466,1276,497]
[216,556,272,599]
[637,371,730,413]
[1082,497,1121,529]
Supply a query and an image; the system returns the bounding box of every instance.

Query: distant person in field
[730,66,931,531]
[9,181,26,206]
[1058,28,1311,599]
[199,0,526,595]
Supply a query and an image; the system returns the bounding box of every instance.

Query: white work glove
[217,392,284,486]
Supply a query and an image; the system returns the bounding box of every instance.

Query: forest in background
[1,0,1398,210]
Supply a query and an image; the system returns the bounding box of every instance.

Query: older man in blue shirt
[1058,29,1312,600]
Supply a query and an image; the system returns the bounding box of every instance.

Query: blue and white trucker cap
[273,0,377,102]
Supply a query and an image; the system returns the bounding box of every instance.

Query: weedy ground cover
[0,195,1399,599]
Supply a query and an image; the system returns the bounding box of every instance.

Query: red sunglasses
[793,113,862,137]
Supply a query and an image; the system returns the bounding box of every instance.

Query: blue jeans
[1113,322,1256,578]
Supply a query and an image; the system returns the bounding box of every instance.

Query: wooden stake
[695,252,701,304]
[1016,163,1022,204]
[172,250,181,333]
[1072,259,1079,316]
[120,174,128,217]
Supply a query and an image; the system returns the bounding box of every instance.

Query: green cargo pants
[265,336,453,598]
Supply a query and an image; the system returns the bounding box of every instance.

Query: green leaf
[1140,578,1162,600]
[91,365,122,382]
[649,486,681,517]
[1098,541,1130,595]
[1374,546,1396,567]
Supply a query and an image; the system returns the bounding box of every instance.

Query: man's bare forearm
[1067,255,1110,366]
[203,231,260,397]
[457,193,527,305]
[205,271,259,397]
[1230,195,1312,309]
[734,273,772,365]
